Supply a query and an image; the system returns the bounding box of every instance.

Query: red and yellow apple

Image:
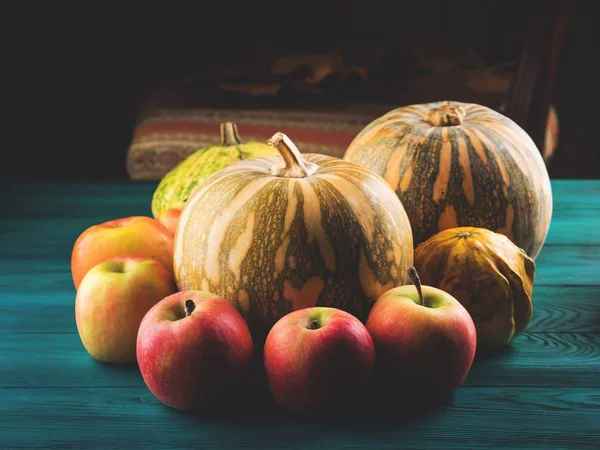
[366,267,477,398]
[157,208,182,235]
[263,307,375,415]
[71,216,174,289]
[75,255,176,364]
[136,290,255,414]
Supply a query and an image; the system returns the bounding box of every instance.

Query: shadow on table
[192,386,454,430]
[473,342,516,362]
[181,354,455,429]
[184,342,520,427]
[91,343,518,428]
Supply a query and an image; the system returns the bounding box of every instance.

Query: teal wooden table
[1,180,599,449]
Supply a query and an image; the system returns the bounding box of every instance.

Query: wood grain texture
[1,180,599,449]
[1,387,598,450]
[2,181,600,247]
[2,285,598,334]
[1,332,598,389]
[465,332,600,387]
[2,245,598,285]
[528,286,600,333]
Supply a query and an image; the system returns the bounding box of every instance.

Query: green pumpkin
[151,122,278,218]
[174,132,414,338]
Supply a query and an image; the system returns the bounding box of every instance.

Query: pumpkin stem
[185,299,196,317]
[220,122,242,146]
[408,267,426,307]
[423,103,466,127]
[268,132,319,178]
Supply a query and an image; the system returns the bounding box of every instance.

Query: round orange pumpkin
[413,226,536,346]
[343,101,553,259]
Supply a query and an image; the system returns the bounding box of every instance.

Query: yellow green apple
[75,255,176,364]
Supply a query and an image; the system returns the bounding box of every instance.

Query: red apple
[365,267,477,398]
[71,216,174,290]
[263,307,375,415]
[75,255,176,364]
[157,208,182,235]
[136,290,254,414]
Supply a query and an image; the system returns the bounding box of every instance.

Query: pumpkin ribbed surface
[343,101,552,259]
[174,133,414,336]
[414,226,536,345]
[151,122,277,218]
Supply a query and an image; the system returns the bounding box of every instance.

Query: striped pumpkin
[174,132,414,337]
[151,122,278,218]
[413,227,536,345]
[343,101,553,259]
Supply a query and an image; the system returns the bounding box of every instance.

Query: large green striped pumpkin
[174,132,414,337]
[343,101,553,259]
[151,122,278,218]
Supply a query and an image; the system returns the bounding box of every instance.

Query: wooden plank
[0,290,78,334]
[4,218,589,238]
[2,181,600,247]
[2,244,598,286]
[0,387,598,449]
[0,180,156,203]
[532,245,600,285]
[545,211,600,245]
[0,267,74,292]
[529,285,600,333]
[1,209,598,255]
[543,181,600,245]
[1,332,598,389]
[0,185,154,227]
[2,285,597,335]
[465,332,600,387]
[0,332,146,389]
[2,180,598,216]
[549,180,600,197]
[0,215,595,252]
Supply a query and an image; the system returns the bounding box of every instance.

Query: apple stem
[309,319,320,330]
[408,267,426,307]
[185,299,196,317]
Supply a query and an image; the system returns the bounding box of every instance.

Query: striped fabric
[126,104,558,181]
[126,106,392,180]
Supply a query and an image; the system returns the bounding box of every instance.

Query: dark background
[5,0,598,181]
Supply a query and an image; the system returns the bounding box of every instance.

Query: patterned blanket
[126,104,558,181]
